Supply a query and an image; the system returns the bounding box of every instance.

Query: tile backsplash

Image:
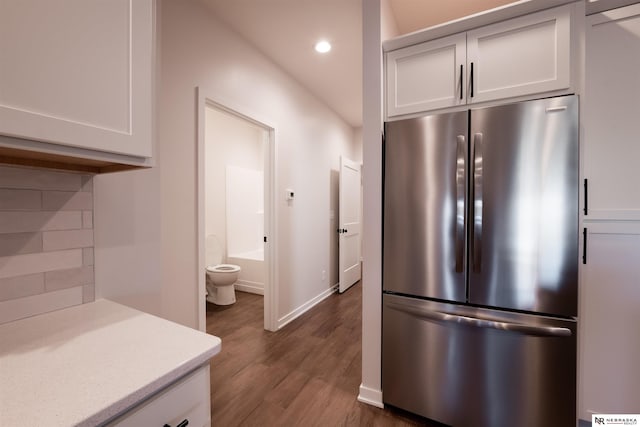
[0,165,95,324]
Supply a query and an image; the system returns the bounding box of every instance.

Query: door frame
[196,87,278,332]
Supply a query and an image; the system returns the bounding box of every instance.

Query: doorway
[197,88,277,331]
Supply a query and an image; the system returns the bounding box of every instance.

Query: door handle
[455,135,466,273]
[337,228,348,234]
[472,132,483,273]
[387,302,572,337]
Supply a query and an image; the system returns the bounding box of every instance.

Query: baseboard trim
[277,284,338,329]
[358,384,384,408]
[235,281,264,295]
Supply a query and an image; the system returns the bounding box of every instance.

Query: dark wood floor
[206,283,442,426]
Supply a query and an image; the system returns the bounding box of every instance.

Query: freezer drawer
[382,294,577,427]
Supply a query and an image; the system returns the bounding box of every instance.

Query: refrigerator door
[384,111,468,302]
[382,293,577,427]
[469,95,579,317]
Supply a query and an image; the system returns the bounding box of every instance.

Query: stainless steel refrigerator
[382,95,579,427]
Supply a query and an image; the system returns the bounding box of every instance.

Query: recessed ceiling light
[314,40,332,53]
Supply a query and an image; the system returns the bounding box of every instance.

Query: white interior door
[339,156,362,293]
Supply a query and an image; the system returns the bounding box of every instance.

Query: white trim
[382,0,575,52]
[277,284,338,329]
[584,209,640,222]
[235,281,264,295]
[357,384,384,408]
[196,87,278,332]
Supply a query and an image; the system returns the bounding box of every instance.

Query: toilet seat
[206,264,241,273]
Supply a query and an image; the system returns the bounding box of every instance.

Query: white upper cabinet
[386,34,466,116]
[0,0,153,161]
[385,4,574,118]
[584,3,640,220]
[466,6,571,104]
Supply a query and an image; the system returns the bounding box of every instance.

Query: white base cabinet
[385,4,574,118]
[107,365,211,427]
[579,224,640,420]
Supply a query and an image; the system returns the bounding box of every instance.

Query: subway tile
[45,266,94,291]
[43,229,93,251]
[0,249,83,279]
[82,284,95,303]
[0,233,42,256]
[0,165,82,191]
[42,191,93,211]
[0,189,42,210]
[42,229,93,251]
[82,248,94,266]
[0,274,45,302]
[0,286,82,324]
[0,211,82,234]
[82,211,93,229]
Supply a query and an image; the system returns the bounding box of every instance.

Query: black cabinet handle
[460,64,463,100]
[163,420,189,427]
[470,62,474,98]
[584,178,588,215]
[583,228,587,265]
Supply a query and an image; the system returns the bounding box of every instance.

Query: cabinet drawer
[107,366,211,427]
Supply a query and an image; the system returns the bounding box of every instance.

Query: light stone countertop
[0,299,221,426]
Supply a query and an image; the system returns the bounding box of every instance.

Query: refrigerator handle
[472,132,483,273]
[455,135,466,273]
[387,302,573,337]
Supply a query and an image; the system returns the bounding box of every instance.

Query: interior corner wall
[95,0,360,328]
[361,0,383,406]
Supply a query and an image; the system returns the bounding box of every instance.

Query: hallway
[206,284,438,426]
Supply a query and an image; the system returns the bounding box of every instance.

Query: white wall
[359,0,384,408]
[204,106,264,261]
[95,0,361,329]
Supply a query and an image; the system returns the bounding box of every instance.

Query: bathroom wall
[0,165,94,324]
[204,106,264,260]
[226,166,264,258]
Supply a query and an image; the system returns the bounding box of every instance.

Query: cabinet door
[107,365,211,427]
[386,33,466,117]
[579,223,640,420]
[466,5,571,104]
[584,3,640,220]
[0,0,153,158]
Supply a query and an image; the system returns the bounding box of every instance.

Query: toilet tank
[205,235,223,266]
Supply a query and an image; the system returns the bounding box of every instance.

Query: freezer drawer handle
[387,302,572,337]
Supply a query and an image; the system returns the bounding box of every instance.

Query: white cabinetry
[580,3,640,421]
[0,0,154,170]
[107,365,211,427]
[584,3,640,220]
[579,224,640,419]
[385,4,573,118]
[386,34,466,116]
[466,6,571,104]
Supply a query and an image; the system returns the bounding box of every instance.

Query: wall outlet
[321,270,326,281]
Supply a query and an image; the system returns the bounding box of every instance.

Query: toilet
[205,235,241,305]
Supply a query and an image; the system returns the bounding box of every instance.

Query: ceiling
[199,0,515,128]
